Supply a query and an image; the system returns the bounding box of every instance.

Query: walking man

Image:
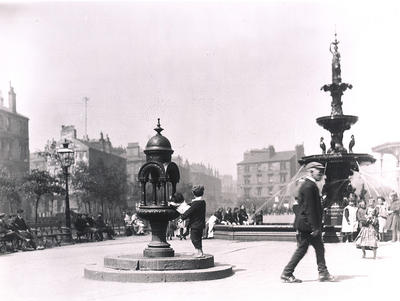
[281,162,334,283]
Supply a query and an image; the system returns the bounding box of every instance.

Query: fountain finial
[154,118,164,135]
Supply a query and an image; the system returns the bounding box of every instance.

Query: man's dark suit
[283,177,329,277]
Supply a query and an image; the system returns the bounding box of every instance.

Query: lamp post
[57,139,75,230]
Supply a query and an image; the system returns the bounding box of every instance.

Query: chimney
[8,85,16,113]
[60,125,77,140]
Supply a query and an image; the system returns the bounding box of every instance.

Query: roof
[0,106,29,120]
[76,139,125,159]
[372,142,400,154]
[237,150,296,165]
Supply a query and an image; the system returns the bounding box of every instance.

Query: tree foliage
[71,160,127,217]
[21,169,64,224]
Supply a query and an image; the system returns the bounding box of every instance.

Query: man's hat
[17,209,24,214]
[192,185,205,196]
[0,213,5,218]
[305,162,325,170]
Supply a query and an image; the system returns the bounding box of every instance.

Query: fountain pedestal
[323,204,343,242]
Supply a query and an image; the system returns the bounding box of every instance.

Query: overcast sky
[1,1,400,178]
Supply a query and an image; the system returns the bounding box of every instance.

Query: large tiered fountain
[299,34,375,241]
[214,34,376,243]
[84,120,232,282]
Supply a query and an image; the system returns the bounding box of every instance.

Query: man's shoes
[319,273,335,282]
[280,274,302,283]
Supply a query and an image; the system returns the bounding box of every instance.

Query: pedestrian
[166,220,177,240]
[375,196,388,241]
[281,162,334,283]
[354,200,378,259]
[205,211,219,238]
[387,191,400,242]
[238,205,249,225]
[341,198,358,242]
[181,185,206,257]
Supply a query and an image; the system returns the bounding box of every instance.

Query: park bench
[31,221,73,248]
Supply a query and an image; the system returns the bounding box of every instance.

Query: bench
[32,222,73,248]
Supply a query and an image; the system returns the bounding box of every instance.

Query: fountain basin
[299,153,376,171]
[316,115,358,132]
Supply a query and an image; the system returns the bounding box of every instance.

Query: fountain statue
[300,34,375,242]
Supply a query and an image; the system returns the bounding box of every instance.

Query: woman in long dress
[355,200,378,259]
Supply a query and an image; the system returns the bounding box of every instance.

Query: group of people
[0,209,38,252]
[341,191,400,258]
[123,211,145,236]
[73,213,115,241]
[166,204,253,241]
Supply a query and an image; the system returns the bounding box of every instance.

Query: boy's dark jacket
[181,200,206,229]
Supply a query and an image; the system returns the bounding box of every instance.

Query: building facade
[237,145,304,203]
[220,174,237,203]
[30,125,127,215]
[0,86,29,176]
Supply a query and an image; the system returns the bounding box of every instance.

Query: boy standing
[181,185,206,257]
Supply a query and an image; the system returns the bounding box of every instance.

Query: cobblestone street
[1,235,398,301]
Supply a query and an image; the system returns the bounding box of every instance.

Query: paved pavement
[0,235,398,301]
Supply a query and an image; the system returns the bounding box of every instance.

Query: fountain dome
[144,119,174,163]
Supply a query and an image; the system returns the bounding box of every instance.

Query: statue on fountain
[321,33,353,116]
[349,135,355,153]
[320,137,326,154]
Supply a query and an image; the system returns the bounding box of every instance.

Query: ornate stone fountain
[299,34,375,241]
[84,120,232,282]
[136,119,181,257]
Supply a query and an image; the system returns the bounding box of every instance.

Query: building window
[244,188,251,197]
[244,165,250,173]
[257,187,262,196]
[268,173,274,183]
[268,186,273,195]
[268,163,272,171]
[257,174,262,184]
[280,173,287,183]
[244,175,251,185]
[280,161,286,170]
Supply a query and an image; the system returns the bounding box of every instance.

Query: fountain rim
[299,153,376,171]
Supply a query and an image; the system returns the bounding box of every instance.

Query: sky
[1,0,400,179]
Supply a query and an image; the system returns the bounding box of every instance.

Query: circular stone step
[104,253,214,271]
[84,263,233,282]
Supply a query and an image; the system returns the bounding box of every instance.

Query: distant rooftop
[237,145,302,165]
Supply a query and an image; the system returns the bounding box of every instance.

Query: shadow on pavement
[302,274,368,283]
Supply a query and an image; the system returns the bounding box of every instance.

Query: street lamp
[57,139,75,230]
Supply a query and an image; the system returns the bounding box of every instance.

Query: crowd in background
[1,209,121,253]
[123,211,145,236]
[341,191,400,258]
[73,212,116,241]
[166,204,262,240]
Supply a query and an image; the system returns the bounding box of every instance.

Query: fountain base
[84,253,233,282]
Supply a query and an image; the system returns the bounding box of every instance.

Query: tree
[72,161,95,213]
[71,160,127,219]
[21,169,64,224]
